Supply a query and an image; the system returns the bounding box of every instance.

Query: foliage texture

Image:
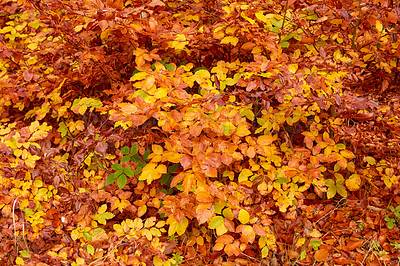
[1,0,400,265]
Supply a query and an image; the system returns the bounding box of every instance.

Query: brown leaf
[163,240,176,255]
[253,224,266,236]
[23,69,34,82]
[314,248,329,262]
[95,142,108,156]
[347,239,364,250]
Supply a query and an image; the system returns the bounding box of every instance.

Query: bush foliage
[1,0,400,265]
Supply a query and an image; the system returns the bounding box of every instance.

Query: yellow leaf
[76,257,85,265]
[162,151,182,163]
[238,169,252,183]
[295,237,306,248]
[153,87,168,99]
[25,155,41,168]
[255,11,270,25]
[153,256,164,266]
[130,72,147,81]
[175,34,186,42]
[238,209,250,224]
[261,246,269,258]
[235,125,251,137]
[215,223,227,236]
[15,257,25,265]
[345,174,361,191]
[376,20,383,32]
[152,144,163,154]
[98,204,107,214]
[221,36,239,46]
[176,217,189,236]
[340,150,355,159]
[288,64,298,74]
[309,229,322,238]
[139,163,167,184]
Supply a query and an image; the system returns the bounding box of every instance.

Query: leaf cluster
[1,0,400,265]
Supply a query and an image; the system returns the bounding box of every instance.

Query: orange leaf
[196,191,213,203]
[195,203,214,224]
[137,205,147,217]
[257,135,275,146]
[224,240,241,256]
[253,224,266,236]
[345,174,361,191]
[213,242,224,251]
[183,173,195,194]
[237,225,255,244]
[216,235,234,245]
[180,155,193,170]
[314,248,329,262]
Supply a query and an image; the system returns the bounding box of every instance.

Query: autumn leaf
[139,163,167,184]
[314,248,329,262]
[238,209,250,224]
[237,224,255,243]
[195,203,214,224]
[345,174,361,191]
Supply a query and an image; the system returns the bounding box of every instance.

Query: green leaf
[279,41,290,48]
[165,64,174,71]
[112,163,123,171]
[275,177,289,184]
[208,216,224,229]
[121,146,130,155]
[310,240,321,250]
[105,173,118,186]
[132,155,142,162]
[161,173,170,186]
[282,33,295,41]
[301,250,306,260]
[83,232,92,241]
[121,155,131,163]
[87,244,95,255]
[168,163,179,173]
[124,167,135,177]
[143,149,150,161]
[58,122,68,138]
[93,228,105,234]
[117,174,127,189]
[115,170,124,176]
[19,250,30,258]
[130,144,138,155]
